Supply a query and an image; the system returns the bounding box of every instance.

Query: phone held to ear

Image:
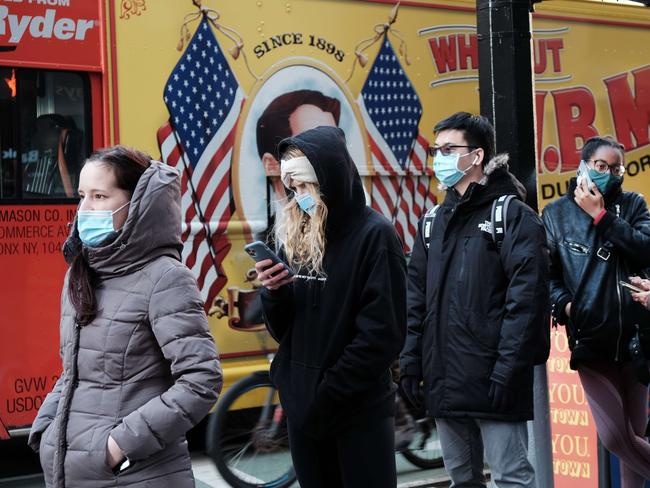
[577,160,594,191]
[244,241,295,278]
[620,280,645,294]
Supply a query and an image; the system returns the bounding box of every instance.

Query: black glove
[489,380,516,411]
[400,375,423,409]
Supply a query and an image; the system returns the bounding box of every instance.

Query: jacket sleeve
[491,203,550,386]
[109,265,222,461]
[542,207,572,325]
[316,244,407,406]
[399,218,427,379]
[28,373,64,452]
[595,193,650,267]
[260,285,294,343]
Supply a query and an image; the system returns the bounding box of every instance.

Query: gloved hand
[489,380,515,411]
[400,375,423,409]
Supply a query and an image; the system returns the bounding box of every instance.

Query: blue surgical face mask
[433,151,477,188]
[295,192,317,216]
[587,169,621,194]
[77,201,130,247]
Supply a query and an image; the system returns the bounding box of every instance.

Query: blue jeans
[435,418,535,488]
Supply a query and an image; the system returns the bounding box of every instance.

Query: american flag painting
[157,18,245,311]
[357,37,436,251]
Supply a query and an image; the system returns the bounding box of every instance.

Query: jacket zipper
[457,237,469,282]
[614,203,623,361]
[54,323,81,487]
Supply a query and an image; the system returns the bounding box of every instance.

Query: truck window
[0,68,91,200]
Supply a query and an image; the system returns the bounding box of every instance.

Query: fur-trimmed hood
[480,153,527,200]
[440,153,527,208]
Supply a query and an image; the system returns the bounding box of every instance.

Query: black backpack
[421,194,516,252]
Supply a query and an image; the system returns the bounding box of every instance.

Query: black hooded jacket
[400,156,550,421]
[542,178,650,368]
[260,126,407,438]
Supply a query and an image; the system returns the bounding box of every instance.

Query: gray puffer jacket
[28,161,222,487]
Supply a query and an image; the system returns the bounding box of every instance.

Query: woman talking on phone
[542,136,650,487]
[254,126,406,488]
[28,146,222,487]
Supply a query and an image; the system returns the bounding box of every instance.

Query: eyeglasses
[428,144,477,158]
[586,159,626,177]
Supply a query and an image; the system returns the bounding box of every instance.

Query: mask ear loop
[111,201,131,216]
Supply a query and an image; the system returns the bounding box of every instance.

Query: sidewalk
[192,453,451,488]
[0,453,451,488]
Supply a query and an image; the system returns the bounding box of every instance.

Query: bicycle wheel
[206,371,296,488]
[401,416,444,469]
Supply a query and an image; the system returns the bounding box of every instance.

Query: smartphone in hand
[577,160,594,191]
[619,280,644,293]
[244,241,294,278]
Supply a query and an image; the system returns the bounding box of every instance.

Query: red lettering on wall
[457,33,477,70]
[428,35,457,73]
[604,66,650,151]
[534,38,564,75]
[553,87,598,172]
[536,91,547,172]
[546,39,564,73]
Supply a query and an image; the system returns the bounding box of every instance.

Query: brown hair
[256,89,341,159]
[69,146,151,326]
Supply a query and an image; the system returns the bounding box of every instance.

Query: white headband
[280,156,318,189]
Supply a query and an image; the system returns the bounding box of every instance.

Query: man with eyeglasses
[542,136,650,485]
[400,112,550,487]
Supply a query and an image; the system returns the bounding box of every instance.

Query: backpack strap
[491,194,516,252]
[421,205,440,250]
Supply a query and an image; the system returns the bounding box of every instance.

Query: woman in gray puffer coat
[27,146,222,487]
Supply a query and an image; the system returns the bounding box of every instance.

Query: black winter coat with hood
[542,178,650,368]
[400,156,550,421]
[260,126,407,439]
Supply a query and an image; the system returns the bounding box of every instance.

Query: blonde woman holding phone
[255,126,406,488]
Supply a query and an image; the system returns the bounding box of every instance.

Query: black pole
[477,0,538,211]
